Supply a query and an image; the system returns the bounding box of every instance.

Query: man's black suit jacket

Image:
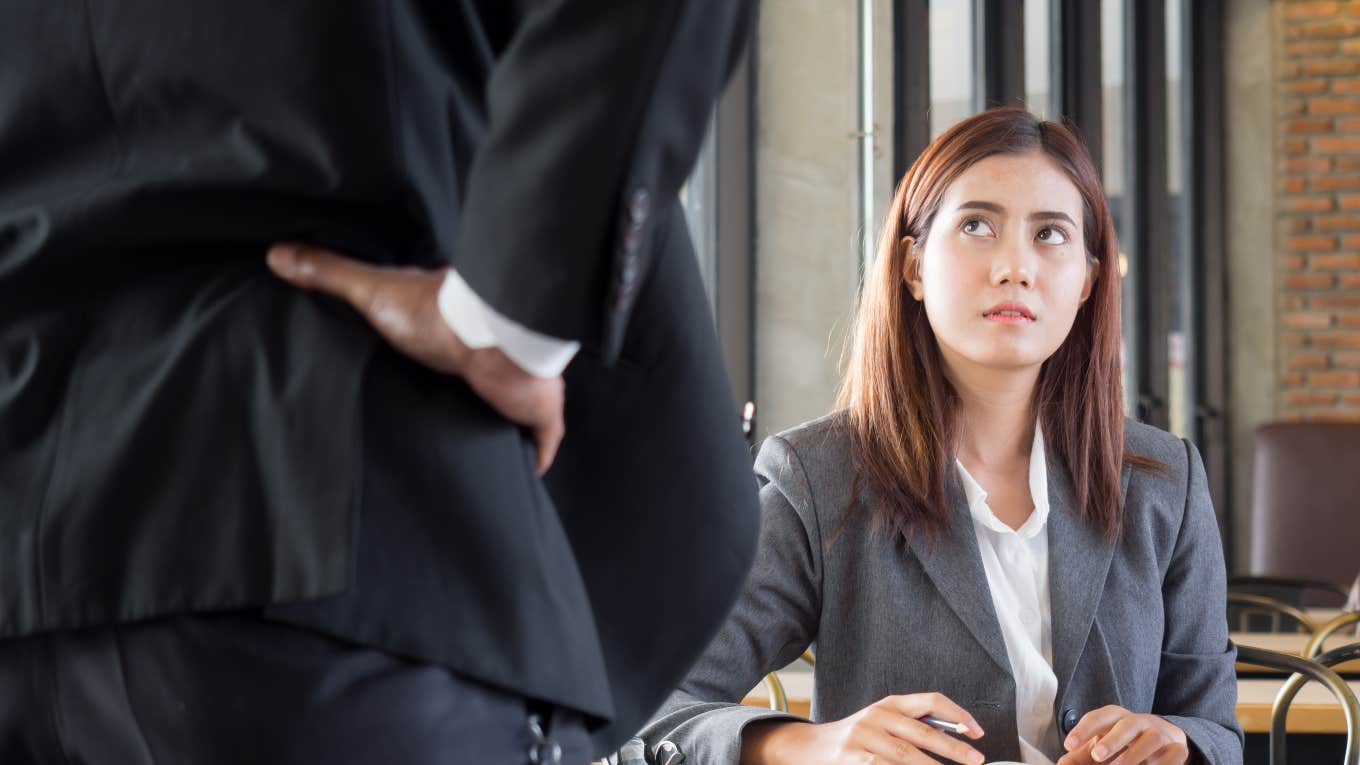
[0,0,760,751]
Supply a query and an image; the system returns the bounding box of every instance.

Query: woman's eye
[1037,226,1069,245]
[962,218,994,237]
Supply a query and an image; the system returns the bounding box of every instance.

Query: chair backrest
[1309,612,1360,658]
[1251,423,1360,588]
[1347,574,1359,623]
[762,673,789,712]
[762,649,816,713]
[1231,575,1350,609]
[1236,644,1360,765]
[1228,592,1317,634]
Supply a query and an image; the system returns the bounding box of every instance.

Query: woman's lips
[984,309,1035,324]
[983,301,1036,324]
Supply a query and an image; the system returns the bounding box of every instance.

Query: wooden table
[1236,678,1359,733]
[1308,608,1347,626]
[742,674,1359,734]
[1232,631,1360,673]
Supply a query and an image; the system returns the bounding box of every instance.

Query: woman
[639,109,1241,765]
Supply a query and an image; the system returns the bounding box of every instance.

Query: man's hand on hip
[266,243,565,476]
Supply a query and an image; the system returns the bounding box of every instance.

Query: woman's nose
[990,245,1036,288]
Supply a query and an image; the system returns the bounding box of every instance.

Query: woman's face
[907,150,1096,376]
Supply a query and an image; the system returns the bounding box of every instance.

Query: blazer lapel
[905,476,1014,677]
[1047,450,1127,704]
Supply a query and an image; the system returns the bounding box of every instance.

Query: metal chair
[1267,643,1360,765]
[1236,644,1360,765]
[761,675,788,713]
[1231,576,1350,609]
[1308,612,1360,658]
[762,649,815,713]
[1229,592,1317,634]
[1250,422,1360,589]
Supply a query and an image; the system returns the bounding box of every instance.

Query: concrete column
[1224,0,1278,573]
[754,0,895,438]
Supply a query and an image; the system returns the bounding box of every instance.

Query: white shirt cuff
[437,268,580,378]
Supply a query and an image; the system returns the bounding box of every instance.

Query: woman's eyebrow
[1029,211,1077,226]
[957,201,1077,227]
[956,200,1005,214]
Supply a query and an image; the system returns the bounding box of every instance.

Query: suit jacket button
[1061,708,1080,734]
[629,189,651,223]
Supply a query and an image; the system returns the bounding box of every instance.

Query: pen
[921,716,971,735]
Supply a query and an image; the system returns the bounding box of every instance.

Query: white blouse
[955,426,1061,765]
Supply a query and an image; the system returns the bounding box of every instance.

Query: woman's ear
[901,236,924,301]
[1080,256,1099,303]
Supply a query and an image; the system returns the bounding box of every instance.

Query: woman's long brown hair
[836,107,1158,546]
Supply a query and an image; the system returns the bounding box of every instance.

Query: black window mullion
[1126,0,1170,429]
[1054,0,1103,171]
[1186,0,1230,553]
[894,0,930,181]
[975,0,1026,109]
[715,39,756,409]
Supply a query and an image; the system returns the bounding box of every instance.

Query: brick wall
[1278,1,1360,421]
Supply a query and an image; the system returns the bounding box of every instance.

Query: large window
[930,3,975,138]
[1102,0,1134,416]
[1166,0,1194,441]
[1024,0,1054,120]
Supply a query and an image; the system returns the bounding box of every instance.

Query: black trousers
[0,611,589,764]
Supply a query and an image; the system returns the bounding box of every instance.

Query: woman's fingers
[1107,729,1179,765]
[1055,739,1101,765]
[1145,744,1193,765]
[888,719,984,765]
[1078,713,1187,765]
[1065,705,1128,752]
[866,695,984,765]
[1089,714,1158,762]
[886,693,985,738]
[859,725,965,765]
[1060,711,1189,765]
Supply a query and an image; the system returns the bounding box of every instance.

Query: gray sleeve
[635,435,824,763]
[1154,440,1244,765]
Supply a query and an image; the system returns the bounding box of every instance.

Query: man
[0,0,760,761]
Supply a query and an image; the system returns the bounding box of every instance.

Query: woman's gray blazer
[640,411,1242,764]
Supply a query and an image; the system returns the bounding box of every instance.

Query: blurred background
[677,0,1360,581]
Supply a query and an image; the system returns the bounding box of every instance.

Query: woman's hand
[266,243,565,475]
[740,693,986,765]
[1057,706,1191,765]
